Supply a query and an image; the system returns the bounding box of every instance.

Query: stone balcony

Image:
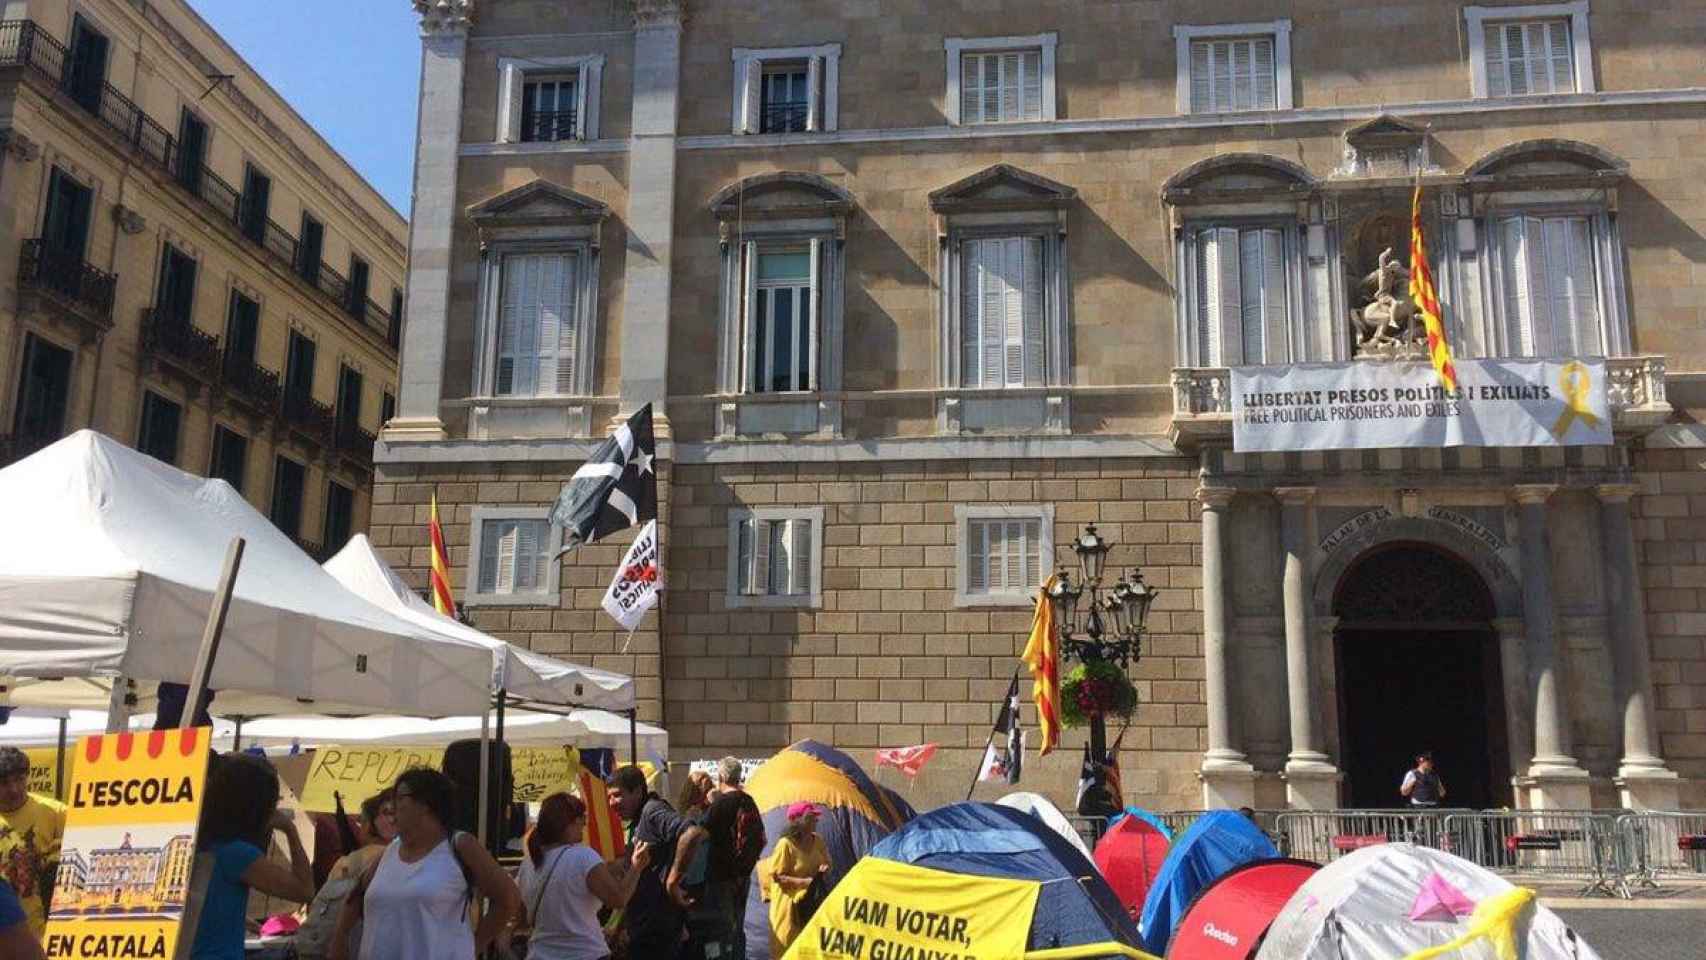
[1169,355,1671,448]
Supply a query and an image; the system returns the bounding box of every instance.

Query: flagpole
[966,665,1022,801]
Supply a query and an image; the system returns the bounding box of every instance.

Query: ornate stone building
[377,0,1706,811]
[0,0,406,557]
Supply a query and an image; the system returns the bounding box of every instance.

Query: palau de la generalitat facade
[374,0,1706,813]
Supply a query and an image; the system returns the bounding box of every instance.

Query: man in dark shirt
[615,764,693,956]
[1400,751,1448,807]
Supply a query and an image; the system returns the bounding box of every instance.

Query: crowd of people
[0,745,837,960]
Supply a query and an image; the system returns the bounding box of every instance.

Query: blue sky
[187,1,421,220]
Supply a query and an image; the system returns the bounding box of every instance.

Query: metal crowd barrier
[1616,811,1706,890]
[1274,808,1467,864]
[1441,810,1626,898]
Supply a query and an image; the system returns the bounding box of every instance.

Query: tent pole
[628,708,637,767]
[104,677,131,734]
[233,716,245,752]
[183,537,246,729]
[493,691,507,855]
[54,716,67,801]
[476,703,491,850]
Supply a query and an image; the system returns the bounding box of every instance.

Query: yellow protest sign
[299,746,441,813]
[783,858,1039,960]
[512,747,576,803]
[24,747,72,798]
[44,727,211,960]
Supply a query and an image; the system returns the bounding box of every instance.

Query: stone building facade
[0,0,406,556]
[377,0,1706,812]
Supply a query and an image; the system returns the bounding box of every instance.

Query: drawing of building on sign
[51,828,195,918]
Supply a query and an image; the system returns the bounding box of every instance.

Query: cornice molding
[414,0,475,36]
[631,0,687,28]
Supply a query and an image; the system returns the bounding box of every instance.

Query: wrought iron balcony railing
[220,350,283,411]
[18,239,117,324]
[520,109,578,142]
[760,100,809,134]
[141,309,221,382]
[334,419,377,467]
[281,388,336,443]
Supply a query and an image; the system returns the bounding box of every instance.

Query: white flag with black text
[601,519,662,631]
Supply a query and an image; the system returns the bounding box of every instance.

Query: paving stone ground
[1551,906,1706,960]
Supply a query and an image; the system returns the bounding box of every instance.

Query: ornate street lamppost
[1047,524,1160,808]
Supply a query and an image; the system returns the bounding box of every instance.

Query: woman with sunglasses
[517,792,651,960]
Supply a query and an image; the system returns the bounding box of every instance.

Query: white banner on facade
[1231,358,1612,452]
[601,519,661,631]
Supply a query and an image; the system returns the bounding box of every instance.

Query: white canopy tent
[0,432,498,717]
[323,535,632,712]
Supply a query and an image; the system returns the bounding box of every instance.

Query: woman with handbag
[517,792,651,960]
[762,802,831,958]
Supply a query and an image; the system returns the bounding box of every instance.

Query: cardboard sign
[24,747,72,798]
[512,747,577,804]
[44,728,211,960]
[299,746,440,813]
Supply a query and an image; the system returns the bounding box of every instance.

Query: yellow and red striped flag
[1020,573,1062,756]
[1409,175,1459,394]
[428,493,456,616]
[575,763,627,863]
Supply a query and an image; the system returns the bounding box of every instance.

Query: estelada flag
[875,743,938,777]
[1409,176,1459,394]
[1020,573,1061,756]
[574,762,627,863]
[428,493,455,616]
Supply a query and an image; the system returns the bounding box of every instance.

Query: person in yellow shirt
[763,802,831,958]
[0,746,66,940]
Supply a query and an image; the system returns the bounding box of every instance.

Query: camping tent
[1139,810,1279,954]
[998,790,1094,860]
[743,740,915,960]
[1165,858,1317,959]
[782,802,1153,960]
[1255,843,1602,960]
[0,432,497,716]
[1096,809,1174,924]
[323,536,632,712]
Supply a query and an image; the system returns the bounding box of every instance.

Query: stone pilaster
[1198,485,1255,809]
[386,1,475,442]
[1597,483,1681,810]
[1276,486,1339,809]
[1512,484,1590,808]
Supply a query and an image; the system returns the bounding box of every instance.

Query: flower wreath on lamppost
[1046,524,1159,809]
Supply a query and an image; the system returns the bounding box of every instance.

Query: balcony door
[12,334,73,445]
[64,15,110,112]
[41,169,93,258]
[285,331,316,402]
[298,213,325,283]
[336,365,363,436]
[177,109,208,192]
[156,246,198,325]
[241,165,272,244]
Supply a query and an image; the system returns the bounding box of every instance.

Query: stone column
[1491,617,1534,799]
[1597,484,1681,809]
[387,0,475,442]
[1276,487,1339,808]
[1512,484,1590,808]
[617,0,686,423]
[1198,486,1255,808]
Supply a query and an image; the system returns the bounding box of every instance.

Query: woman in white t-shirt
[518,792,652,960]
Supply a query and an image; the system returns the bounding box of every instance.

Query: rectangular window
[136,392,181,465]
[735,516,813,596]
[270,455,306,537]
[12,333,73,443]
[966,517,1042,595]
[760,67,810,133]
[285,330,316,400]
[347,257,370,320]
[65,15,110,113]
[336,365,363,434]
[176,109,208,192]
[520,77,577,142]
[1495,214,1603,357]
[960,236,1044,388]
[1192,225,1289,366]
[226,292,259,363]
[240,165,271,245]
[209,426,248,493]
[750,248,814,393]
[41,168,94,257]
[1189,36,1277,113]
[324,481,355,554]
[476,518,551,595]
[381,391,396,426]
[297,213,324,284]
[1484,19,1575,96]
[495,251,581,397]
[961,50,1042,124]
[156,245,198,325]
[388,287,404,348]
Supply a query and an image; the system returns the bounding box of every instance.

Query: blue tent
[872,802,1144,956]
[1137,809,1279,953]
[1108,806,1175,840]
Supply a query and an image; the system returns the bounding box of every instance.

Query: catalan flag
[1409,175,1459,394]
[575,762,627,862]
[1020,573,1062,756]
[428,493,455,617]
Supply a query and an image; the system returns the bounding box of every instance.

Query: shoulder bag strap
[524,846,570,927]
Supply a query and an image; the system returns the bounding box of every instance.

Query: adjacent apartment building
[0,0,407,557]
[377,0,1706,813]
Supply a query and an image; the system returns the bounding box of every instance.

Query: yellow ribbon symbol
[1550,361,1602,437]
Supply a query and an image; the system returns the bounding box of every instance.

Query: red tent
[1094,812,1171,922]
[1166,858,1319,959]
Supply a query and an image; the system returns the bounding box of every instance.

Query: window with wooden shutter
[960,236,1044,388]
[966,517,1041,595]
[1193,225,1288,366]
[478,518,551,595]
[1189,36,1276,113]
[962,50,1042,123]
[495,252,580,397]
[730,510,822,604]
[1484,19,1574,96]
[746,245,817,393]
[1495,213,1603,358]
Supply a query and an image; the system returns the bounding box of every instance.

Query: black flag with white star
[549,404,657,554]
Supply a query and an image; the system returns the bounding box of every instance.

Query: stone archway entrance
[1332,542,1513,809]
